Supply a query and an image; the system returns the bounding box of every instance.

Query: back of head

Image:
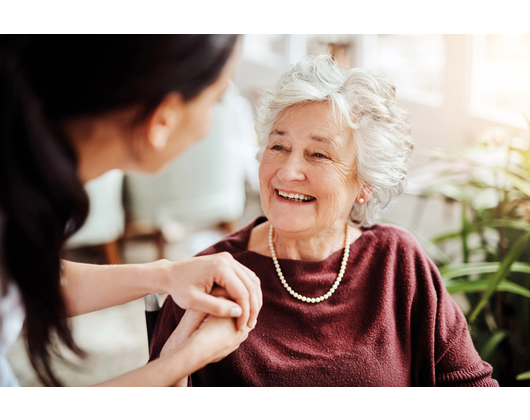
[0,34,238,386]
[10,35,238,120]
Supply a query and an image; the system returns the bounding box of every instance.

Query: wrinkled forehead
[271,101,353,141]
[269,101,353,148]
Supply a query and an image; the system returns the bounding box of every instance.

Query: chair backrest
[124,85,258,230]
[66,169,125,248]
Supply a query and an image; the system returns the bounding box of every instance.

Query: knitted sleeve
[435,322,498,387]
[425,255,499,387]
[390,225,499,387]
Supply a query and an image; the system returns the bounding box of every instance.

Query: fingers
[160,309,206,357]
[194,315,251,363]
[189,291,243,319]
[230,262,262,330]
[160,311,248,382]
[168,252,262,331]
[214,253,262,330]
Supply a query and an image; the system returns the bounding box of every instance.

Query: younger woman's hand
[160,287,251,386]
[152,253,262,331]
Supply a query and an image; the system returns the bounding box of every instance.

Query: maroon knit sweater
[149,217,498,387]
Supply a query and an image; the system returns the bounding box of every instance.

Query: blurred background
[8,34,530,386]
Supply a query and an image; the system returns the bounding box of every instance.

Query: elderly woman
[149,55,498,386]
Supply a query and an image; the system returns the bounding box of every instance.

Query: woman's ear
[146,93,185,150]
[357,185,375,204]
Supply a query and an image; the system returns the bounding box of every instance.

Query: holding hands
[154,252,262,331]
[148,253,261,385]
[63,252,261,386]
[159,287,248,386]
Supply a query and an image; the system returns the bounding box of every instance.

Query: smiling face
[259,101,361,238]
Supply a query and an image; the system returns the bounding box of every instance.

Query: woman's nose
[277,154,306,183]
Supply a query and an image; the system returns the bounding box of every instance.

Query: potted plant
[412,121,530,385]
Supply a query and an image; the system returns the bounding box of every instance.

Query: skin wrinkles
[252,101,369,261]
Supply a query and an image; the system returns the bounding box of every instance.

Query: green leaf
[516,370,530,380]
[498,281,530,298]
[431,218,530,245]
[480,218,530,232]
[432,230,467,244]
[469,230,530,322]
[504,172,530,198]
[445,278,530,299]
[479,330,507,360]
[440,261,530,279]
[461,201,470,264]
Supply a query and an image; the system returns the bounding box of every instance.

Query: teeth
[278,190,314,202]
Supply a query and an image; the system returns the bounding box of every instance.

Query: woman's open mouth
[276,189,316,203]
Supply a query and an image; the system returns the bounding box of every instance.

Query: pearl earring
[358,198,365,204]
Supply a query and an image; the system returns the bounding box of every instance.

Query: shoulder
[365,223,440,289]
[367,223,424,255]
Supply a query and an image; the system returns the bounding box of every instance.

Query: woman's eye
[271,145,284,151]
[314,153,328,159]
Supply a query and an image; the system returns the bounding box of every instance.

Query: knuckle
[239,289,250,303]
[185,293,198,308]
[212,259,228,272]
[216,253,232,267]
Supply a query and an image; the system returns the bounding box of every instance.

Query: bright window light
[374,35,445,106]
[242,35,285,68]
[471,35,530,127]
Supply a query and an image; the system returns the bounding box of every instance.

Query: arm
[392,227,498,386]
[96,313,249,387]
[435,323,498,387]
[430,271,499,386]
[420,255,499,386]
[61,260,159,316]
[61,252,262,330]
[157,288,233,387]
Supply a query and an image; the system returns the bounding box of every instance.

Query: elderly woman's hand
[152,253,262,331]
[160,287,251,386]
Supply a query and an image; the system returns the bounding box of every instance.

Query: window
[370,35,445,106]
[242,35,286,69]
[471,34,530,127]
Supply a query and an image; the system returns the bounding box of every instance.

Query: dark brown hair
[0,35,239,386]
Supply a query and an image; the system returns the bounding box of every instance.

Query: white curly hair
[254,54,414,227]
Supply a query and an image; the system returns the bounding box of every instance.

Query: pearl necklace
[268,223,350,303]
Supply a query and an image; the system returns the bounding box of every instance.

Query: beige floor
[7,189,459,386]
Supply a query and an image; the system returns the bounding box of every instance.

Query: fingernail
[230,306,242,317]
[249,319,257,329]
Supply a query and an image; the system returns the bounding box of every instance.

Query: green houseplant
[413,121,530,386]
